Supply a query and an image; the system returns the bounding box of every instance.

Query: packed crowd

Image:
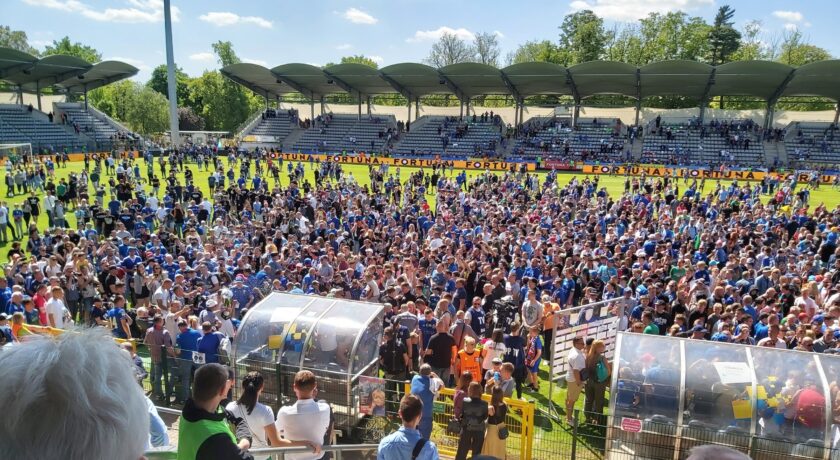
[0,145,839,457]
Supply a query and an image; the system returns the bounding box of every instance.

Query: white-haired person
[0,328,149,460]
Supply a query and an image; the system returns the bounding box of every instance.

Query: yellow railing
[403,382,535,459]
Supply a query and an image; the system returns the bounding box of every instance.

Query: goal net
[0,143,32,165]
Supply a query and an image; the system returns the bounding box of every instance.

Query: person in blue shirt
[377,394,438,460]
[196,322,224,364]
[174,319,202,403]
[107,300,131,339]
[418,308,437,351]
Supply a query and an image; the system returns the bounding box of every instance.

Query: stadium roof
[0,47,137,93]
[222,59,840,103]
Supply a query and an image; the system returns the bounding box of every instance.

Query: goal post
[0,143,32,165]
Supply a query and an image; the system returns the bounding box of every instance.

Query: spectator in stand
[377,394,439,460]
[455,381,489,460]
[0,328,148,460]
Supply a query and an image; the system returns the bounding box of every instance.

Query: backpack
[596,358,609,383]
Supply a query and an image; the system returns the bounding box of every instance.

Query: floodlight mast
[163,0,180,148]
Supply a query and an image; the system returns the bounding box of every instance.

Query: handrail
[145,443,379,459]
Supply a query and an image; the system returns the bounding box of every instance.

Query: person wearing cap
[174,318,202,404]
[0,312,14,345]
[688,325,708,340]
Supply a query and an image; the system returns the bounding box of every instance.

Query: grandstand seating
[512,117,630,162]
[640,118,765,166]
[394,116,503,157]
[246,111,296,144]
[784,122,840,165]
[291,113,396,154]
[58,104,133,146]
[0,105,85,150]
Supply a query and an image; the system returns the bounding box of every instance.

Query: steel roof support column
[634,68,642,127]
[513,101,519,128]
[84,83,88,111]
[36,81,42,111]
[320,97,325,116]
[415,99,419,120]
[357,93,362,121]
[310,99,315,123]
[834,103,839,125]
[366,96,371,116]
[460,101,464,119]
[406,97,412,126]
[699,68,716,125]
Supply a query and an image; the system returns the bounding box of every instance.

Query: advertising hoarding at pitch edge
[277,152,537,171]
[581,165,839,184]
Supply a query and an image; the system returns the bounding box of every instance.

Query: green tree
[507,40,562,65]
[147,64,191,106]
[707,5,741,64]
[776,30,832,66]
[87,80,169,134]
[425,32,475,67]
[178,107,205,131]
[337,55,379,69]
[0,25,38,55]
[211,41,240,67]
[473,32,500,67]
[190,41,261,131]
[558,10,607,65]
[42,36,102,63]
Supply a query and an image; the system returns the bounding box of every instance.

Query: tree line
[0,6,835,136]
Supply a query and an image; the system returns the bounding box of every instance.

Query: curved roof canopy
[221,59,840,103]
[0,46,138,93]
[55,61,138,94]
[221,63,291,99]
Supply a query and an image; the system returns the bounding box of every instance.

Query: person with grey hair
[0,328,149,460]
[686,444,751,460]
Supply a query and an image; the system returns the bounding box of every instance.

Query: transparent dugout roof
[610,332,840,458]
[233,293,385,376]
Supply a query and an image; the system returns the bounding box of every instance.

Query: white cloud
[772,11,803,23]
[104,56,151,71]
[493,30,505,39]
[189,52,215,62]
[199,11,273,28]
[23,0,180,23]
[568,0,712,21]
[369,55,384,65]
[343,7,378,24]
[407,26,476,43]
[336,43,353,51]
[242,57,268,67]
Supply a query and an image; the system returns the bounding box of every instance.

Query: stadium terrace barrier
[278,152,537,171]
[581,165,840,183]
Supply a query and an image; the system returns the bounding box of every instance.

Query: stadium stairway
[55,102,139,149]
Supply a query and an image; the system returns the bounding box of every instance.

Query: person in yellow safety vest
[177,363,254,460]
[455,336,482,383]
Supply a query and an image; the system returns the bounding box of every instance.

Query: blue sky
[5,0,839,82]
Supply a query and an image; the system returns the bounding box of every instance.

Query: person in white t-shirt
[276,370,331,460]
[756,324,787,349]
[45,286,67,329]
[226,372,319,460]
[565,336,586,425]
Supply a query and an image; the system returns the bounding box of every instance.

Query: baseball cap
[690,325,707,333]
[491,357,503,364]
[0,313,8,321]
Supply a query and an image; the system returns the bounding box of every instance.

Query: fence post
[161,346,170,406]
[570,409,579,460]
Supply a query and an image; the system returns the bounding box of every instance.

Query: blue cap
[711,333,729,342]
[813,315,824,323]
[304,258,312,265]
